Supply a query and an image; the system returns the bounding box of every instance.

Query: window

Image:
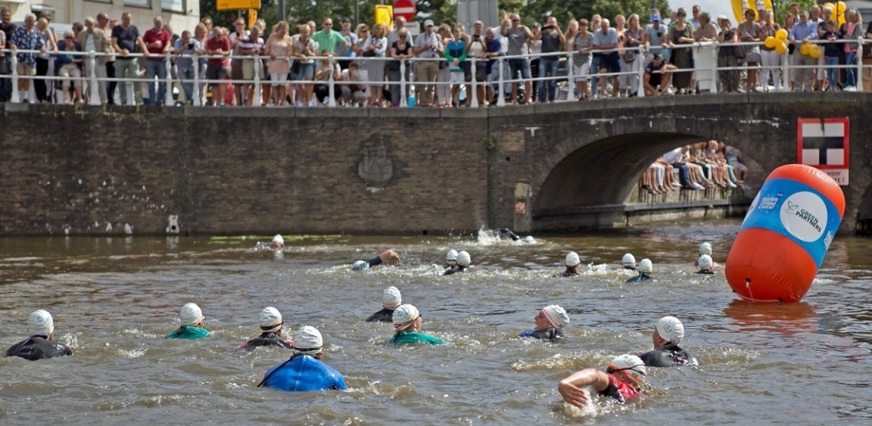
[162,0,185,13]
[124,0,151,8]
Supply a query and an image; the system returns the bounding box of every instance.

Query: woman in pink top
[265,21,292,106]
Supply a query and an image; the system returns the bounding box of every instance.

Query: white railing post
[192,52,201,106]
[88,51,100,105]
[566,54,574,101]
[400,60,408,108]
[253,55,262,106]
[10,53,19,103]
[709,42,718,93]
[469,58,479,108]
[781,46,790,93]
[856,38,864,92]
[496,56,506,106]
[637,48,646,98]
[327,56,337,107]
[164,54,174,106]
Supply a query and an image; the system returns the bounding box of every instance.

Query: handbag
[733,45,746,60]
[361,50,377,57]
[622,50,636,64]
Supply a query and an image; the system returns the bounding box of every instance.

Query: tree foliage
[770,0,817,24]
[515,0,671,27]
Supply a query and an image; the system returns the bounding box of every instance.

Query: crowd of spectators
[0,3,869,106]
[642,141,750,196]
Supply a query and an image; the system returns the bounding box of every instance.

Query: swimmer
[695,242,721,268]
[443,250,471,275]
[625,258,654,283]
[352,249,402,271]
[444,249,459,272]
[696,255,715,275]
[5,309,72,361]
[519,304,570,342]
[555,252,581,278]
[621,253,637,270]
[482,228,521,241]
[639,316,699,367]
[390,304,445,345]
[165,303,210,339]
[240,307,293,350]
[258,326,347,391]
[269,234,285,250]
[524,236,536,244]
[558,354,647,406]
[366,286,402,323]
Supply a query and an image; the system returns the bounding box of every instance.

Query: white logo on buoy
[780,191,827,242]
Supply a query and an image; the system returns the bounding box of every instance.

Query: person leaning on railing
[790,10,818,92]
[465,20,486,107]
[236,25,264,106]
[569,18,594,100]
[313,49,341,105]
[173,30,200,105]
[339,61,366,106]
[204,26,232,106]
[54,31,83,104]
[111,12,147,106]
[717,16,740,93]
[264,21,292,107]
[0,7,15,102]
[388,27,412,107]
[414,20,443,107]
[77,17,111,104]
[841,9,863,91]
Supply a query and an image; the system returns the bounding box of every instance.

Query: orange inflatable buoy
[725,165,845,302]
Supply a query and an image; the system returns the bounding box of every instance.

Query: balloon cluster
[823,1,848,26]
[764,29,790,55]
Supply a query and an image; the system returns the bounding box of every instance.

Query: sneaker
[844,85,857,92]
[692,183,706,190]
[727,181,737,188]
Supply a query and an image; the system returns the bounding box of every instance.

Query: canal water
[1,222,870,424]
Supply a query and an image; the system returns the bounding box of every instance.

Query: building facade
[1,0,200,34]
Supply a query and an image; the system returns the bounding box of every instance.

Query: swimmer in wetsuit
[240,306,293,350]
[390,304,445,345]
[621,253,636,270]
[558,354,647,406]
[639,316,699,367]
[519,304,570,342]
[165,303,210,339]
[6,309,72,361]
[269,234,285,251]
[352,249,402,271]
[443,250,471,275]
[444,249,459,273]
[626,258,655,283]
[555,251,581,278]
[258,326,347,392]
[366,286,403,323]
[696,254,715,275]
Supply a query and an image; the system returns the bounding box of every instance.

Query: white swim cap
[271,234,284,247]
[293,325,323,355]
[639,258,653,274]
[608,354,647,387]
[541,305,570,328]
[352,260,369,271]
[259,306,283,332]
[392,304,421,330]
[656,316,685,344]
[446,249,458,266]
[524,236,536,244]
[28,309,54,336]
[383,286,402,308]
[457,251,471,267]
[179,303,204,326]
[698,254,713,270]
[699,242,712,256]
[622,253,636,269]
[564,251,581,267]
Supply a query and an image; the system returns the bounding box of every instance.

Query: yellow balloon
[775,42,787,55]
[838,16,846,27]
[799,43,810,55]
[836,1,847,17]
[823,2,835,12]
[810,46,821,59]
[775,29,788,41]
[764,36,776,48]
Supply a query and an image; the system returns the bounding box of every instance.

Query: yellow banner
[248,9,257,29]
[375,5,394,31]
[217,0,261,11]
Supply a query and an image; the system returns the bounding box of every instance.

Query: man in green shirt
[390,304,445,345]
[312,17,349,57]
[166,303,210,339]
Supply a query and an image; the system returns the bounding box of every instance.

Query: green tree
[769,0,817,24]
[517,0,670,27]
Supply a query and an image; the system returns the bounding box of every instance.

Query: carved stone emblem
[358,137,394,190]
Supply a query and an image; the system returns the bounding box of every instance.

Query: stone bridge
[1,93,870,236]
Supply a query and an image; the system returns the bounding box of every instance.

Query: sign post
[797,118,850,186]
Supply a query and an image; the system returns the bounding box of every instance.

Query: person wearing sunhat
[554,252,581,277]
[366,286,403,323]
[519,304,570,342]
[258,326,347,391]
[240,306,293,350]
[558,354,647,407]
[443,250,471,275]
[352,249,402,271]
[6,309,72,360]
[165,303,210,339]
[390,304,445,345]
[625,258,654,283]
[639,316,699,367]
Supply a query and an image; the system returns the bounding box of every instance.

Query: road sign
[393,0,416,22]
[375,5,393,30]
[248,9,257,29]
[797,118,850,185]
[217,0,260,11]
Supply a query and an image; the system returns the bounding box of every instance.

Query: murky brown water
[1,222,870,424]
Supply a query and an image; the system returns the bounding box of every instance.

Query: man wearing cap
[366,286,403,322]
[625,258,654,283]
[390,304,445,345]
[640,316,699,367]
[642,11,668,66]
[413,20,442,107]
[241,307,293,350]
[165,303,210,339]
[520,304,569,342]
[555,252,580,277]
[643,53,675,96]
[259,326,346,391]
[558,354,647,406]
[6,309,72,361]
[338,17,357,70]
[443,250,470,275]
[352,249,402,271]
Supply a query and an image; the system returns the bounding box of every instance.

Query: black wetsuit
[695,270,715,275]
[497,228,521,241]
[366,307,395,323]
[639,342,699,367]
[6,336,72,361]
[353,255,384,271]
[444,266,467,276]
[553,268,579,278]
[241,332,293,351]
[519,327,565,342]
[625,273,653,283]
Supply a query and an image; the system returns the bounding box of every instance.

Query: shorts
[242,58,257,81]
[206,64,229,87]
[573,59,591,82]
[17,62,36,76]
[744,52,761,65]
[270,73,288,86]
[294,62,315,80]
[597,53,621,74]
[474,64,488,83]
[460,61,471,81]
[508,58,531,79]
[231,58,243,80]
[449,71,465,85]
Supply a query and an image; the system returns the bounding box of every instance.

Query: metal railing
[0,37,866,107]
